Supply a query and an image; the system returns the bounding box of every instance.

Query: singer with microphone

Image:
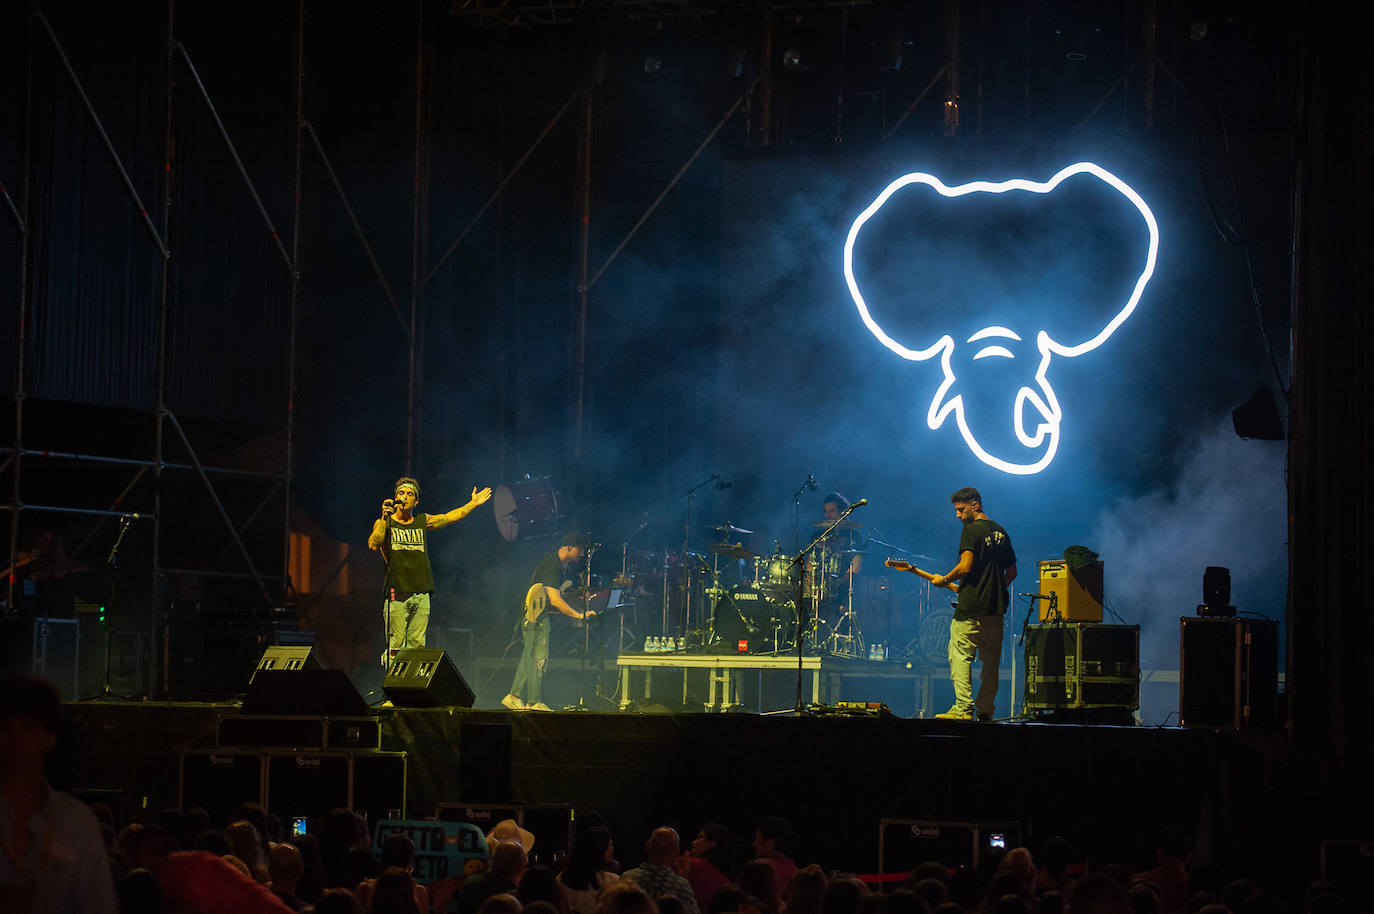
[367,477,493,668]
[929,486,1017,722]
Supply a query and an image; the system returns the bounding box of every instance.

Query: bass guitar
[884,558,959,592]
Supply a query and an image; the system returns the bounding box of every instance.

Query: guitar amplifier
[1037,560,1104,622]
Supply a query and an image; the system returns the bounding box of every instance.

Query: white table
[615,652,929,713]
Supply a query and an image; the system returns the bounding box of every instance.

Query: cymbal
[706,542,754,560]
[706,522,754,535]
[814,520,864,530]
[835,550,868,557]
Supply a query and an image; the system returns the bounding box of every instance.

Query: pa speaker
[382,649,475,708]
[242,647,370,716]
[1179,617,1279,729]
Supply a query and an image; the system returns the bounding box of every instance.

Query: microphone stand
[617,517,647,651]
[91,514,137,701]
[790,475,817,555]
[570,543,597,711]
[679,474,719,642]
[786,500,864,714]
[1015,592,1055,719]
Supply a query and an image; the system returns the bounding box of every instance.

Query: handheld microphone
[852,497,868,507]
[714,478,733,491]
[806,475,818,491]
[1019,593,1052,600]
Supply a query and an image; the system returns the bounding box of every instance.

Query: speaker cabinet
[182,750,404,825]
[1179,617,1279,729]
[383,649,475,708]
[266,751,406,825]
[457,722,513,803]
[878,819,1021,872]
[1024,623,1139,711]
[180,751,266,827]
[436,803,573,864]
[1037,560,1104,622]
[1,617,80,699]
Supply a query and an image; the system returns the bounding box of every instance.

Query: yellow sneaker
[934,707,973,720]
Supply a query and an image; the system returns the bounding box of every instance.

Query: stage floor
[63,693,1290,875]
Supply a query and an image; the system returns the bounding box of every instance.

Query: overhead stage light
[1232,386,1284,440]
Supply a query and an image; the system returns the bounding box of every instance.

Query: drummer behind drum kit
[692,521,869,658]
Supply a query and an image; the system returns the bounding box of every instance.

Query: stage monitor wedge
[242,646,369,716]
[250,645,323,682]
[383,649,475,708]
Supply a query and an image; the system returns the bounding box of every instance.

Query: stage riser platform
[63,702,1290,874]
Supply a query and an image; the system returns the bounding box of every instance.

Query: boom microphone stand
[786,498,866,713]
[89,513,140,701]
[792,474,818,554]
[568,541,599,711]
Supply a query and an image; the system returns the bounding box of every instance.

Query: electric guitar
[884,558,959,592]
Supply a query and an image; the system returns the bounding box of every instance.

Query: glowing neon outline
[842,161,1159,475]
[967,327,1021,343]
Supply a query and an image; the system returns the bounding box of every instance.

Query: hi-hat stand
[826,564,865,658]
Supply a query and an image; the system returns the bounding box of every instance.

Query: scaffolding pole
[5,2,299,697]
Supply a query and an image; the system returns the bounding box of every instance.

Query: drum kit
[684,521,869,657]
[491,474,910,660]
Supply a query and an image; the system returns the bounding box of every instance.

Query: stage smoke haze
[1090,418,1287,724]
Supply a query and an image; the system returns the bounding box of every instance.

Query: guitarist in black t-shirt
[929,487,1017,721]
[501,533,596,711]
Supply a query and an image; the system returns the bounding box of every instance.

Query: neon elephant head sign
[842,162,1159,475]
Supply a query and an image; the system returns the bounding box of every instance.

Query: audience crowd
[2,675,1369,914]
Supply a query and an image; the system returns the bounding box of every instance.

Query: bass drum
[711,585,796,653]
[492,476,563,542]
